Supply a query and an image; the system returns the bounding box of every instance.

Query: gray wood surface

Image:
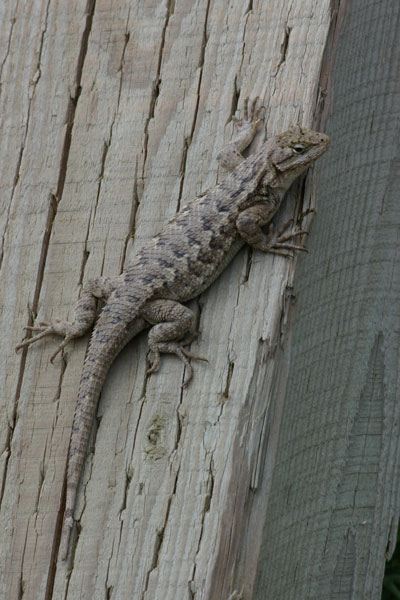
[254,1,400,598]
[0,1,334,598]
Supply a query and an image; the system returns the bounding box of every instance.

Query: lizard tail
[60,314,147,560]
[60,348,111,560]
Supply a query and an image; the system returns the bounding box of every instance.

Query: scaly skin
[16,98,330,559]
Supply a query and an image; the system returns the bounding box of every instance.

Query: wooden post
[6,0,394,598]
[254,1,400,598]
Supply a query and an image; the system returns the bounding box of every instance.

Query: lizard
[16,97,330,560]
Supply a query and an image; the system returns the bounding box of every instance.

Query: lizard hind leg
[142,299,207,388]
[15,276,118,362]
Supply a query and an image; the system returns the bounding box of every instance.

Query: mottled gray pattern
[16,98,329,559]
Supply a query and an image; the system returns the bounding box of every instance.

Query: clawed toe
[181,331,200,346]
[49,337,73,364]
[267,249,295,258]
[247,96,265,122]
[181,347,208,362]
[15,320,78,360]
[264,220,309,257]
[266,239,308,257]
[277,230,308,242]
[16,325,54,352]
[233,96,265,131]
[23,322,49,332]
[243,96,265,121]
[275,242,307,252]
[147,351,161,376]
[147,341,207,386]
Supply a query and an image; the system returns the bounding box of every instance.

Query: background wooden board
[0,0,344,598]
[254,1,400,598]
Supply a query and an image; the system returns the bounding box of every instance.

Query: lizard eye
[292,144,306,154]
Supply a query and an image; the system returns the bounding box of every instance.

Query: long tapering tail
[60,349,113,560]
[60,315,147,560]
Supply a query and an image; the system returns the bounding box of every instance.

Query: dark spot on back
[201,215,214,230]
[209,235,224,249]
[169,243,185,258]
[231,187,244,198]
[186,257,203,278]
[172,270,184,284]
[139,274,153,285]
[215,200,229,213]
[197,247,214,264]
[158,258,174,269]
[155,236,167,246]
[187,232,202,246]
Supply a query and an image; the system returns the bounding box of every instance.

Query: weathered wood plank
[254,1,400,598]
[0,0,332,598]
[0,1,97,597]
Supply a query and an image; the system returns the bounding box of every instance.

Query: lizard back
[123,143,280,302]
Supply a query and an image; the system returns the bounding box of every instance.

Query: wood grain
[0,0,332,598]
[254,1,400,598]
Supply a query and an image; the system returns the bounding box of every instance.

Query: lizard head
[267,125,330,190]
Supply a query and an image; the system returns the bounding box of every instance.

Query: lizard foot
[262,219,308,258]
[147,342,207,387]
[232,96,265,134]
[180,330,201,346]
[16,320,83,363]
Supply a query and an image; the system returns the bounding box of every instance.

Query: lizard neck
[250,182,283,210]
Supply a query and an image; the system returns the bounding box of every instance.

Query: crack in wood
[120,159,140,273]
[274,25,291,75]
[142,468,180,598]
[0,0,51,278]
[189,458,215,596]
[91,25,131,236]
[0,15,16,98]
[222,361,235,400]
[245,0,253,15]
[176,0,211,211]
[142,0,173,175]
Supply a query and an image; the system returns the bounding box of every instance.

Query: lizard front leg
[237,204,307,257]
[141,299,207,387]
[16,276,119,362]
[217,96,264,171]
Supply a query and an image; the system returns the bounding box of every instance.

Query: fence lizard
[16,97,330,559]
